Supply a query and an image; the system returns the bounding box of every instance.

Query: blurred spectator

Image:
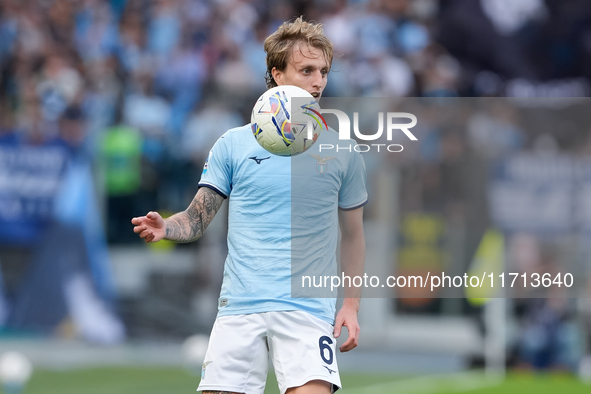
[153,23,207,134]
[147,0,180,59]
[37,52,84,122]
[517,296,582,372]
[83,55,122,151]
[47,0,76,45]
[117,7,147,73]
[101,116,142,244]
[123,69,170,160]
[181,102,244,163]
[74,0,119,63]
[467,101,524,159]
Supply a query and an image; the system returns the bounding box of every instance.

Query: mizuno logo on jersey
[249,156,271,164]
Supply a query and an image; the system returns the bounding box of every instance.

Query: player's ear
[272,67,283,86]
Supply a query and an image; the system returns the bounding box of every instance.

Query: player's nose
[311,70,323,89]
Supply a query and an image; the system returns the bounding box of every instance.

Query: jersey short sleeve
[338,147,368,210]
[198,133,232,198]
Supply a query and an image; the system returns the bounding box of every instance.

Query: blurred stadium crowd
[1,0,591,373]
[0,0,590,241]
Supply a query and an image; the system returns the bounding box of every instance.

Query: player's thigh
[203,391,243,394]
[198,314,269,394]
[267,311,341,394]
[285,380,332,394]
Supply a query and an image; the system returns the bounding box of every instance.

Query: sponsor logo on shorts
[323,365,337,374]
[201,361,212,379]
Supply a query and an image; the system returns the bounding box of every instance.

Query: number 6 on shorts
[319,336,334,364]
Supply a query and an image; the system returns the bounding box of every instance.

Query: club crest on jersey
[309,154,336,174]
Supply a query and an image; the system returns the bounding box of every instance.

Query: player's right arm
[131,187,225,243]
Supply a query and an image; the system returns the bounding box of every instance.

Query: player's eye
[321,69,328,76]
[302,69,310,74]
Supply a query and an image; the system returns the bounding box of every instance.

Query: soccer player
[132,17,367,394]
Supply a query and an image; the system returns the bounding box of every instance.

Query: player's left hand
[333,303,360,352]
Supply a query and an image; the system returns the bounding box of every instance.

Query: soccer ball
[0,351,33,390]
[251,85,325,156]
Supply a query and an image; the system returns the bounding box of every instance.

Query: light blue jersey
[198,124,367,325]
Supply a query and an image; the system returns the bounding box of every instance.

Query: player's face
[272,43,329,100]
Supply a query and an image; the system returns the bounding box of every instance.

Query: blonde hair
[263,16,333,89]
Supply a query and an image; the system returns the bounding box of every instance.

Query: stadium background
[1,0,591,392]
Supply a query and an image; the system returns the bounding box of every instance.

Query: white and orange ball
[251,85,325,156]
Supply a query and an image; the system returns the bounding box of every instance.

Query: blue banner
[489,153,591,234]
[0,140,68,245]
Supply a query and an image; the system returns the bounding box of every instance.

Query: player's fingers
[333,327,340,338]
[145,233,154,243]
[333,316,344,338]
[139,229,152,239]
[339,336,358,352]
[340,321,360,352]
[133,225,146,234]
[131,217,143,225]
[349,324,360,343]
[347,322,360,337]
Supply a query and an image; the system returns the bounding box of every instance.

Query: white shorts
[197,311,341,394]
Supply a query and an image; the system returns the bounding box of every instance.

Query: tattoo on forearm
[165,188,224,242]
